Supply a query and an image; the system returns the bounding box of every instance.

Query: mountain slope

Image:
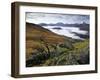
[26,22,74,60]
[26,22,89,67]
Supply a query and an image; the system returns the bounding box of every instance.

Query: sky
[26,12,90,24]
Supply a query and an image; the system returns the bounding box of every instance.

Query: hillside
[26,22,89,67]
[26,23,73,59]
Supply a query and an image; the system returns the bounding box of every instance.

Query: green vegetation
[26,23,89,67]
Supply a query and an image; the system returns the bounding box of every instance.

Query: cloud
[26,12,90,24]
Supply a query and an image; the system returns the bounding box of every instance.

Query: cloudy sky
[26,12,90,24]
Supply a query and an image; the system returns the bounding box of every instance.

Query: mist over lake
[42,25,88,40]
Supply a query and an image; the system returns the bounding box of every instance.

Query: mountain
[26,22,89,67]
